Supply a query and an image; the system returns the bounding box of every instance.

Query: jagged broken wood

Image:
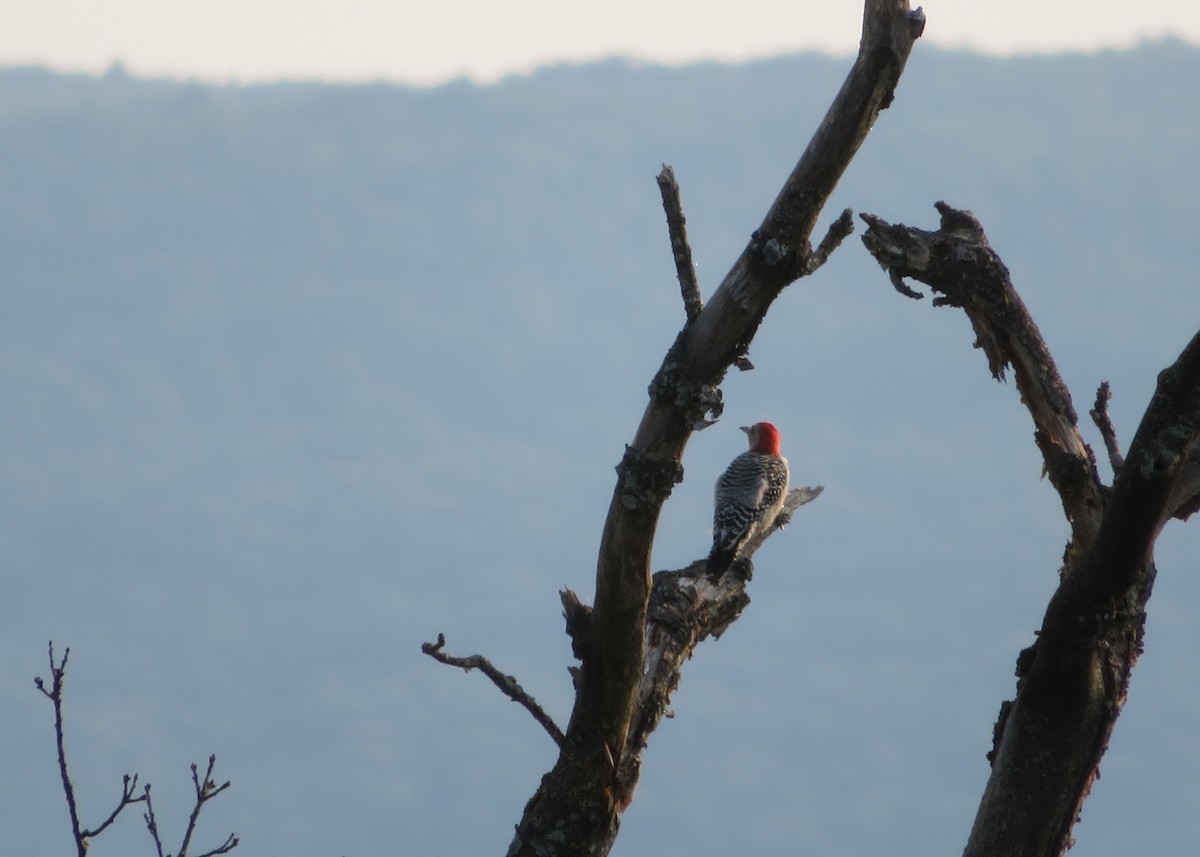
[861,202,1200,857]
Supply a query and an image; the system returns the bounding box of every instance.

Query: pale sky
[3,0,1198,86]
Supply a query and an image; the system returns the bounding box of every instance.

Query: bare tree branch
[422,634,567,749]
[802,208,856,276]
[507,4,922,853]
[81,774,146,840]
[657,164,703,325]
[743,484,824,560]
[34,642,236,857]
[860,201,1106,558]
[144,785,165,857]
[617,485,824,798]
[178,756,237,857]
[35,642,147,857]
[862,202,1200,857]
[35,642,84,857]
[143,758,239,857]
[1090,381,1124,475]
[965,328,1200,857]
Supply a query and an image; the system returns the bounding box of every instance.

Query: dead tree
[861,202,1200,857]
[423,2,925,855]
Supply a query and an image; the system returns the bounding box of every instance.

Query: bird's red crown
[744,421,782,456]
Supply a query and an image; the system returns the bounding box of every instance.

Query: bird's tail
[706,543,737,579]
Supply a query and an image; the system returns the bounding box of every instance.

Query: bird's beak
[739,425,751,435]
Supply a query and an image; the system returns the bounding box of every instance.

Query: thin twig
[657,165,703,324]
[178,755,237,857]
[1090,381,1125,475]
[81,774,146,839]
[145,758,238,857]
[422,634,566,749]
[193,833,240,857]
[143,785,166,857]
[35,642,149,857]
[36,643,86,857]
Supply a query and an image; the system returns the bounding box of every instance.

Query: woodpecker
[708,421,790,578]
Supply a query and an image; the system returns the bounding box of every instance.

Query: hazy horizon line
[3,34,1195,91]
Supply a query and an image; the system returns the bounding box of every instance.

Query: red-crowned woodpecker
[707,421,790,578]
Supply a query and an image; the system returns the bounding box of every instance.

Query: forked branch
[862,202,1200,857]
[35,642,146,857]
[506,4,922,855]
[35,642,237,857]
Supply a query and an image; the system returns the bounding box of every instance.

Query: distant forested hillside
[1,40,1198,857]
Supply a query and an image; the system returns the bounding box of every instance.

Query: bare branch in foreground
[422,634,566,749]
[657,165,703,325]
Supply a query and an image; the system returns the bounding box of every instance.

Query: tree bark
[861,202,1200,857]
[506,3,924,855]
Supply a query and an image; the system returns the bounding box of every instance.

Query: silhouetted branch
[35,642,236,857]
[422,633,566,749]
[617,485,824,797]
[1090,381,1124,475]
[507,3,922,853]
[1168,435,1200,521]
[143,756,238,857]
[863,201,1200,857]
[860,202,1105,558]
[183,756,236,857]
[35,642,147,857]
[802,209,855,276]
[82,774,145,840]
[657,165,703,324]
[964,327,1200,857]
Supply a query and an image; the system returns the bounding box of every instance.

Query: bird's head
[741,421,782,456]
